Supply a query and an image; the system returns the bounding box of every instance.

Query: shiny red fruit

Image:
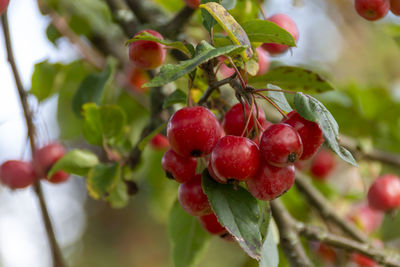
[256,47,270,76]
[47,171,69,184]
[198,213,227,235]
[246,161,295,201]
[161,149,197,183]
[184,0,200,9]
[252,120,273,145]
[262,14,299,55]
[222,103,266,137]
[391,0,400,15]
[354,0,389,20]
[167,106,222,157]
[310,149,335,180]
[211,136,260,181]
[260,123,303,166]
[0,160,36,189]
[128,30,166,69]
[0,0,9,15]
[282,110,324,160]
[178,174,212,216]
[128,67,149,93]
[207,161,227,184]
[367,174,400,211]
[34,143,69,183]
[150,134,170,150]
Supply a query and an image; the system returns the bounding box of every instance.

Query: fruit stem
[227,57,246,89]
[253,92,288,119]
[254,88,296,95]
[241,94,255,137]
[1,12,66,267]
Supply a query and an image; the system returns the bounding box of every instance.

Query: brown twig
[124,0,151,24]
[198,73,237,105]
[160,6,195,39]
[1,12,66,267]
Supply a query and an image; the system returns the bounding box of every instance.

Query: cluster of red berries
[355,0,400,21]
[161,104,324,235]
[0,143,69,190]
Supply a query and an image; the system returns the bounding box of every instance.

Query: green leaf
[72,61,114,116]
[86,163,120,199]
[138,122,168,151]
[201,0,219,33]
[202,170,263,260]
[168,201,210,267]
[200,2,252,59]
[260,221,279,267]
[82,104,127,145]
[163,89,187,108]
[242,19,296,46]
[30,61,61,101]
[145,42,246,87]
[106,178,129,208]
[249,66,335,93]
[126,31,191,57]
[48,149,99,177]
[294,93,357,166]
[46,24,62,45]
[380,211,400,241]
[267,90,293,113]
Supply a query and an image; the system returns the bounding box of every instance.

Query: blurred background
[1,0,400,266]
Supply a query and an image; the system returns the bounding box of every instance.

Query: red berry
[34,143,69,183]
[256,47,270,76]
[351,253,377,267]
[128,66,149,93]
[178,174,212,216]
[367,174,400,211]
[246,161,295,201]
[0,160,36,189]
[161,149,197,183]
[0,0,9,15]
[391,0,400,15]
[150,134,170,150]
[252,120,273,145]
[167,106,222,157]
[211,136,260,181]
[282,110,324,160]
[262,14,299,55]
[198,213,227,235]
[184,0,200,9]
[348,204,383,234]
[207,161,227,184]
[222,103,266,137]
[260,123,303,166]
[310,149,335,180]
[128,30,166,70]
[354,0,390,21]
[47,171,69,184]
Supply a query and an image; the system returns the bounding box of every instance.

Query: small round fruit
[150,134,170,150]
[391,0,400,15]
[47,171,69,184]
[367,174,400,211]
[178,174,212,216]
[354,0,390,20]
[167,106,222,157]
[256,47,270,76]
[0,160,36,189]
[161,149,197,183]
[34,143,69,182]
[262,14,299,54]
[246,161,295,201]
[252,120,273,146]
[351,253,376,267]
[310,149,335,180]
[128,30,166,70]
[184,0,200,9]
[222,103,266,137]
[0,0,9,15]
[348,204,383,234]
[198,213,227,235]
[128,67,149,93]
[211,136,260,181]
[260,123,303,166]
[282,110,324,160]
[207,161,227,184]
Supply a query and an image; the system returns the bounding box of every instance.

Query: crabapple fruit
[0,0,9,15]
[178,174,212,216]
[211,136,260,181]
[128,30,166,69]
[150,134,170,150]
[167,106,222,157]
[256,47,270,76]
[207,161,227,184]
[161,149,197,183]
[391,0,400,15]
[246,160,295,201]
[310,149,335,180]
[222,103,266,137]
[0,160,36,189]
[282,110,324,160]
[198,212,227,235]
[354,0,390,21]
[34,143,69,183]
[262,14,299,55]
[260,123,303,166]
[184,0,200,9]
[128,67,149,93]
[367,174,400,211]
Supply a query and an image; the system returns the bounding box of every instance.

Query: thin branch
[104,0,139,37]
[198,73,237,105]
[296,223,400,267]
[124,0,151,24]
[160,6,195,39]
[270,200,312,267]
[1,12,66,267]
[295,173,368,243]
